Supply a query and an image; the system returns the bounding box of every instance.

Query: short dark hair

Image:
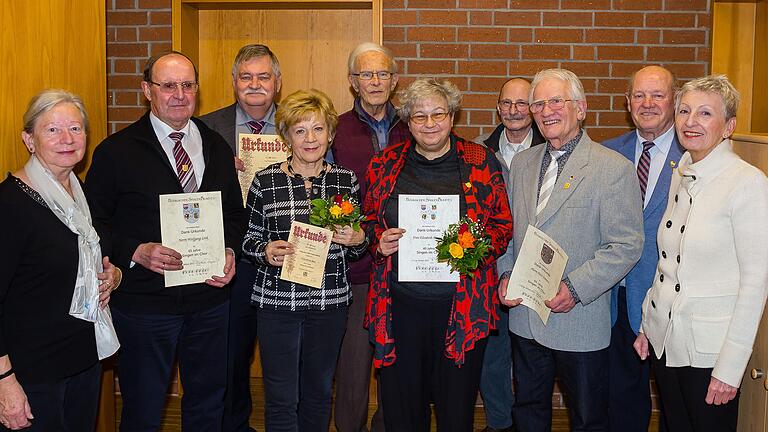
[142,51,199,83]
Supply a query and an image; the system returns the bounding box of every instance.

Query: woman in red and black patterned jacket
[362,77,513,431]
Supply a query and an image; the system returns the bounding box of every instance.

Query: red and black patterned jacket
[362,135,513,367]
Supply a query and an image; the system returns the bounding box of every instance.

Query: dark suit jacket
[199,103,238,155]
[84,112,246,314]
[603,130,684,333]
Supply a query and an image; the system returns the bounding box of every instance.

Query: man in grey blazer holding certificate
[498,69,643,432]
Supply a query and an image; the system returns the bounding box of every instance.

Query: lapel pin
[182,164,189,172]
[464,181,472,189]
[670,160,676,168]
[564,182,570,189]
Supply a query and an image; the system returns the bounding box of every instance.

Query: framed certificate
[280,221,333,289]
[397,194,460,282]
[238,133,288,204]
[160,191,226,287]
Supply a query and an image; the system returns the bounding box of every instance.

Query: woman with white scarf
[0,90,121,431]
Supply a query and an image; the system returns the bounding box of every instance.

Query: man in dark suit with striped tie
[199,44,282,432]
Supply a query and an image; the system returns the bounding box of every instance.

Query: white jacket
[641,140,768,387]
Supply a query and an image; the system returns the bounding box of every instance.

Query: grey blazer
[199,103,238,155]
[505,132,644,352]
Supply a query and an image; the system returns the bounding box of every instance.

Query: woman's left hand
[97,256,122,309]
[705,376,738,405]
[332,225,365,247]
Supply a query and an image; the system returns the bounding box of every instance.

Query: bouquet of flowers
[435,217,493,277]
[309,194,365,231]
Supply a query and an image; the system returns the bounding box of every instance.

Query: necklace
[287,157,327,196]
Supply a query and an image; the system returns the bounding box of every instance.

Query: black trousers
[380,289,487,432]
[511,334,609,432]
[0,362,101,432]
[608,287,651,432]
[652,352,739,432]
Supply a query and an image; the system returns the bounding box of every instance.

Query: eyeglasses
[529,97,573,113]
[351,71,394,81]
[148,81,199,94]
[409,112,450,125]
[498,99,530,111]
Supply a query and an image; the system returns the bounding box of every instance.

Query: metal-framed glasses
[148,81,199,94]
[350,71,394,81]
[498,99,530,111]
[529,97,573,113]
[409,112,450,125]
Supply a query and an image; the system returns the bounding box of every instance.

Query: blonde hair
[23,89,89,134]
[676,74,740,120]
[275,89,339,144]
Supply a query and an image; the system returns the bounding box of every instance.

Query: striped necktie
[247,120,265,134]
[537,150,565,215]
[637,141,654,203]
[169,132,198,193]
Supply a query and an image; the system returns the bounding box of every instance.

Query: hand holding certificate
[238,133,288,204]
[503,225,568,325]
[280,221,333,289]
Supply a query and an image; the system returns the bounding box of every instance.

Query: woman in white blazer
[634,75,768,431]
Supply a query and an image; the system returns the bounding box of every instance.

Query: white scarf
[24,155,119,360]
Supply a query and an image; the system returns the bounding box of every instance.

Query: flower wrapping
[435,216,493,277]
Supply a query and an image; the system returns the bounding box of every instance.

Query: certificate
[238,133,288,204]
[280,221,333,289]
[505,225,568,325]
[397,194,460,282]
[159,191,226,287]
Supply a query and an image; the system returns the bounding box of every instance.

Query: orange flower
[458,231,475,249]
[340,200,355,215]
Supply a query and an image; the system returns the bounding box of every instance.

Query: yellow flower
[449,243,464,259]
[329,205,343,217]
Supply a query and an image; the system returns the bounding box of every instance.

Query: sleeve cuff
[563,277,581,304]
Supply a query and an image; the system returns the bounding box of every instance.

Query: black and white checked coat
[242,163,369,311]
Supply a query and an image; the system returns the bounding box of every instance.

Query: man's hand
[206,249,236,287]
[498,276,522,307]
[544,281,576,313]
[234,156,245,172]
[132,243,183,274]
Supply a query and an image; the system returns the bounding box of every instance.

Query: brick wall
[106,0,709,414]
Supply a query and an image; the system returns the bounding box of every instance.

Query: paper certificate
[397,195,460,282]
[238,133,288,204]
[505,225,568,325]
[280,221,333,289]
[160,191,226,287]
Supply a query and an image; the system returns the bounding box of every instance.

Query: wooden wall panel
[0,0,107,178]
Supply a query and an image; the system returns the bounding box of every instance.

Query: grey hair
[396,78,462,121]
[347,42,398,74]
[231,44,281,77]
[23,89,89,134]
[676,74,740,120]
[529,68,586,103]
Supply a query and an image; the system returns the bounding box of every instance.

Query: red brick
[406,60,456,75]
[107,43,148,57]
[454,126,481,140]
[662,29,706,44]
[420,43,469,59]
[614,0,662,10]
[597,45,644,61]
[695,47,710,63]
[385,43,417,59]
[113,91,140,106]
[470,77,508,93]
[458,27,506,43]
[383,0,404,7]
[114,59,138,74]
[542,12,592,27]
[462,93,499,109]
[139,26,171,42]
[509,61,557,76]
[560,62,610,77]
[591,126,631,142]
[612,94,630,110]
[458,60,507,75]
[115,27,137,42]
[495,11,542,26]
[646,13,696,28]
[586,28,635,44]
[138,0,171,8]
[469,11,493,26]
[471,44,518,59]
[107,74,142,90]
[459,0,507,7]
[594,12,643,27]
[611,62,645,79]
[109,121,135,133]
[407,26,456,42]
[588,94,612,110]
[598,78,632,93]
[468,110,495,125]
[115,0,136,9]
[420,11,468,26]
[511,0,559,9]
[383,11,417,25]
[637,29,661,44]
[508,28,534,43]
[521,44,570,60]
[107,11,148,25]
[580,79,598,93]
[696,13,711,28]
[149,42,173,56]
[599,110,633,126]
[664,62,706,79]
[383,26,405,42]
[665,0,709,11]
[572,45,595,60]
[561,0,610,9]
[647,46,696,62]
[149,11,171,25]
[534,28,584,44]
[407,0,454,7]
[107,27,116,42]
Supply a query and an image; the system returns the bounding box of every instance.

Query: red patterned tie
[637,141,654,202]
[169,132,198,193]
[247,120,265,134]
